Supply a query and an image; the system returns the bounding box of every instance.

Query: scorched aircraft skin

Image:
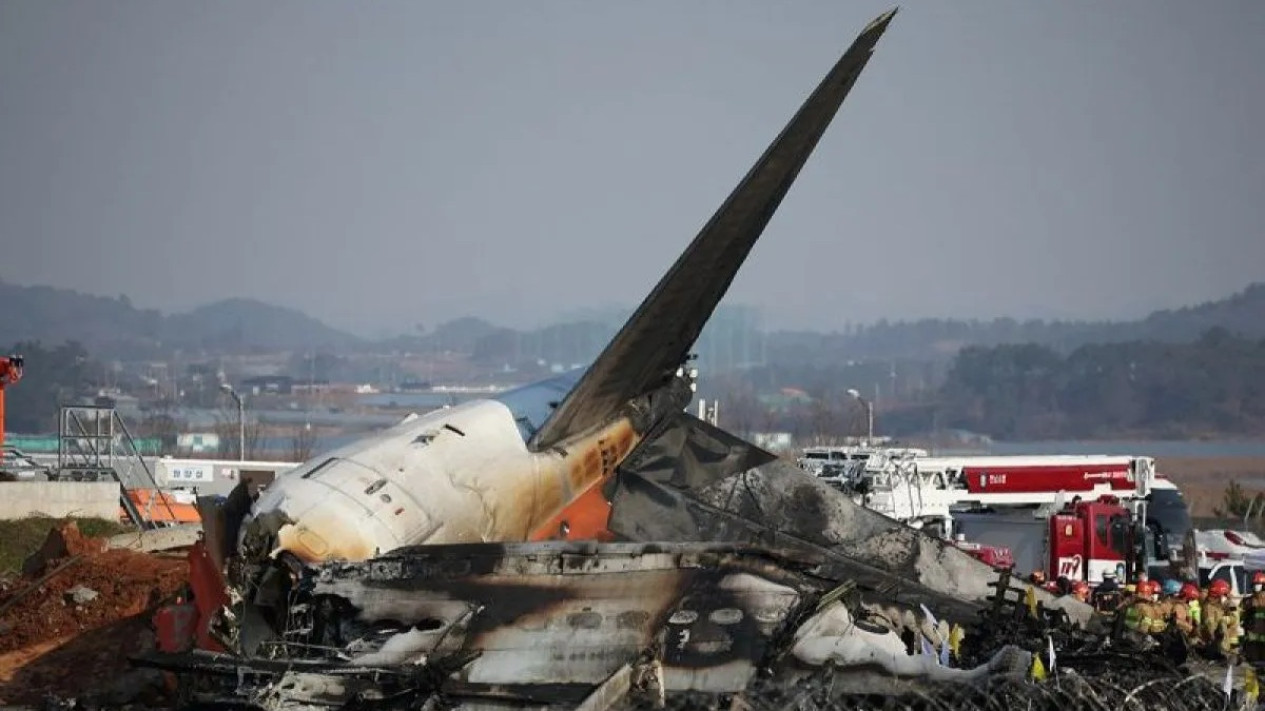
[234,10,898,569]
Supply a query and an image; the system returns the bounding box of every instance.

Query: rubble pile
[0,522,188,706]
[717,666,1228,711]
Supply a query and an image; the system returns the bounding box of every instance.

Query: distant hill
[0,280,359,355]
[765,282,1265,363]
[1132,283,1265,342]
[164,298,360,351]
[2,277,1262,364]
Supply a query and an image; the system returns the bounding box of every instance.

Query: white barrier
[0,481,122,520]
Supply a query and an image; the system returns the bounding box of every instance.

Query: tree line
[938,328,1265,439]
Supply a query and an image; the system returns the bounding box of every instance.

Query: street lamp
[846,388,873,444]
[220,383,245,461]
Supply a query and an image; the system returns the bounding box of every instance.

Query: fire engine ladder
[892,458,931,522]
[57,405,176,529]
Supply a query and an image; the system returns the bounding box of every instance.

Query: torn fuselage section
[226,543,808,699]
[149,540,1030,710]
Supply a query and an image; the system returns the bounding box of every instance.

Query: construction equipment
[0,354,24,469]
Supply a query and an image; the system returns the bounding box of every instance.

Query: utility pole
[846,388,873,444]
[220,383,245,461]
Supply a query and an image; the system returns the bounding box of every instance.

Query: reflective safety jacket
[1205,603,1243,653]
[1125,601,1165,634]
[1166,599,1195,637]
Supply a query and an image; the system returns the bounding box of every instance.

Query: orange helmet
[1254,571,1265,586]
[1140,579,1159,597]
[1210,579,1231,597]
[1179,582,1199,601]
[1072,581,1091,597]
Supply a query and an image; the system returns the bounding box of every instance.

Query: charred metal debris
[126,540,1221,711]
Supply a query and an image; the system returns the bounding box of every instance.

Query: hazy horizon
[3,2,1263,337]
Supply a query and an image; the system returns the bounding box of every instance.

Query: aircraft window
[443,424,466,437]
[804,453,828,460]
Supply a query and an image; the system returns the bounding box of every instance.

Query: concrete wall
[0,481,121,520]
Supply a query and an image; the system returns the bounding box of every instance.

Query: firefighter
[1071,580,1091,604]
[1159,579,1189,636]
[1092,566,1123,612]
[1055,575,1073,597]
[1094,571,1123,613]
[1125,580,1164,635]
[1202,579,1241,660]
[1181,582,1202,628]
[1170,581,1201,640]
[1242,571,1265,666]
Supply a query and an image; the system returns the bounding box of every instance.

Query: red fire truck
[843,453,1191,554]
[954,495,1144,584]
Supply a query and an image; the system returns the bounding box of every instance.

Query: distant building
[177,432,221,454]
[241,375,294,395]
[292,381,332,394]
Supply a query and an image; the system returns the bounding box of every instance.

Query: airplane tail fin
[529,10,898,452]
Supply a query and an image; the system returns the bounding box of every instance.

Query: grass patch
[0,516,135,577]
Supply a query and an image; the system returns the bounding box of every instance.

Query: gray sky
[2,1,1263,337]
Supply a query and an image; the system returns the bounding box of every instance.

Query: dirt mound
[19,520,108,576]
[0,522,189,705]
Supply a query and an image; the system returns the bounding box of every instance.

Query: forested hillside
[938,328,1265,439]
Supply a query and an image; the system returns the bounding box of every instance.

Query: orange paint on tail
[529,473,616,542]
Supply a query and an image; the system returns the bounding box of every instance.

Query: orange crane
[0,355,23,457]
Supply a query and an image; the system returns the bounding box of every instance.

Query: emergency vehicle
[954,495,1141,584]
[838,454,1189,538]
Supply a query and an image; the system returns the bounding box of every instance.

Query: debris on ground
[0,521,188,706]
[689,665,1230,711]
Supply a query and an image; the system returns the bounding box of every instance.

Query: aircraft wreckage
[131,9,1142,710]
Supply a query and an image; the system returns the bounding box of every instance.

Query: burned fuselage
[153,540,1031,710]
[252,543,809,693]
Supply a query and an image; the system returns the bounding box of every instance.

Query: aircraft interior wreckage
[134,9,1115,710]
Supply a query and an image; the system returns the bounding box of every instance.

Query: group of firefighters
[1028,568,1265,665]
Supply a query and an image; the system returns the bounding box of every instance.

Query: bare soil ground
[1157,455,1265,517]
[0,521,187,705]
